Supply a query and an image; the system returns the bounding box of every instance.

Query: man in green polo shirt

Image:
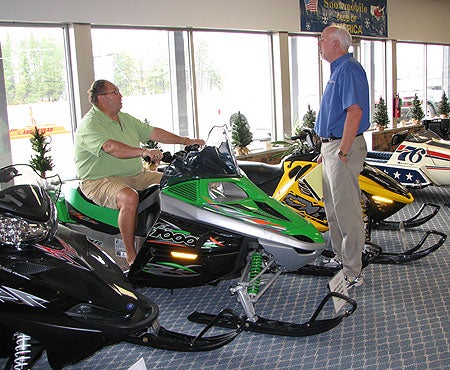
[74,79,204,266]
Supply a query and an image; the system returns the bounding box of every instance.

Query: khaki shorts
[80,170,163,209]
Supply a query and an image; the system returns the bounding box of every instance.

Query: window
[427,44,449,117]
[289,36,320,132]
[397,42,450,121]
[360,39,387,127]
[0,25,74,177]
[397,43,426,121]
[91,28,194,151]
[192,31,273,147]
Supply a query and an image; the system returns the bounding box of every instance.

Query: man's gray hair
[88,79,108,106]
[332,25,352,50]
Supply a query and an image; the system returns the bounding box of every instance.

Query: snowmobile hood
[0,165,150,317]
[360,162,414,203]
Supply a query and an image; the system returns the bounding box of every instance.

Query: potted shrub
[230,111,253,156]
[437,91,450,118]
[294,104,316,135]
[29,126,54,178]
[410,94,425,124]
[372,96,389,130]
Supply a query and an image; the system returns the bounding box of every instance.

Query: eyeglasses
[99,89,120,96]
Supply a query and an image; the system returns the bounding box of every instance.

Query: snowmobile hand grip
[185,144,200,152]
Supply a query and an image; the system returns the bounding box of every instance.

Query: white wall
[0,0,300,32]
[0,0,449,44]
[388,0,450,43]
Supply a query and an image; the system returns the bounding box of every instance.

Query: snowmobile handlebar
[143,144,201,164]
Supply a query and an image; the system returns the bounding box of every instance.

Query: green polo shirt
[74,106,154,179]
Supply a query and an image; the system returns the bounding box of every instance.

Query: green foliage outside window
[3,33,65,104]
[113,53,170,95]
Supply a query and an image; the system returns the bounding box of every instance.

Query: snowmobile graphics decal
[202,236,225,250]
[282,191,328,228]
[87,237,104,249]
[146,221,199,247]
[35,237,89,270]
[0,286,48,307]
[146,220,225,250]
[69,209,100,225]
[142,262,200,276]
[203,201,286,232]
[395,144,427,163]
[379,167,429,185]
[396,144,450,164]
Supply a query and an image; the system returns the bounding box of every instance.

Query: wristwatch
[337,149,347,158]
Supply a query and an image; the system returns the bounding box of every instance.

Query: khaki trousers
[80,170,163,209]
[321,135,367,279]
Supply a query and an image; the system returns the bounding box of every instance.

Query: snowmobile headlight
[208,182,248,202]
[371,195,394,204]
[0,215,52,245]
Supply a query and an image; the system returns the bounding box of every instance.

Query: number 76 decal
[398,146,426,163]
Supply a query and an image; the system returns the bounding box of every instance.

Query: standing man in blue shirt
[315,25,370,289]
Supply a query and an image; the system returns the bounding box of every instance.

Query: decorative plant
[142,139,160,149]
[437,91,450,117]
[294,104,316,135]
[271,134,312,159]
[141,119,160,149]
[372,96,390,129]
[411,93,425,123]
[230,111,253,156]
[142,118,162,169]
[29,126,54,178]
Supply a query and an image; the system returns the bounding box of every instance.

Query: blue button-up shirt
[315,53,370,138]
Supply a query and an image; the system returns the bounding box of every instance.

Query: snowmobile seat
[366,151,392,162]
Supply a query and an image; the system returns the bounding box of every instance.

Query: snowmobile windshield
[408,129,443,143]
[0,164,60,244]
[161,125,240,187]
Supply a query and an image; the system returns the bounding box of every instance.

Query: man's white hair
[331,25,352,50]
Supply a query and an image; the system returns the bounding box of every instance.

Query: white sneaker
[345,274,363,289]
[323,258,343,269]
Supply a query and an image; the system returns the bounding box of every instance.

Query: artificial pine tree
[411,93,425,123]
[295,104,316,135]
[372,96,390,129]
[29,126,54,177]
[437,91,450,117]
[230,111,253,155]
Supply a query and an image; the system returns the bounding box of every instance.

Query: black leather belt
[320,136,340,143]
[320,133,363,143]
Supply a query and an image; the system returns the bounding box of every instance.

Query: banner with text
[300,0,387,37]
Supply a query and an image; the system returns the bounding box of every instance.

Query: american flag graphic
[304,0,318,12]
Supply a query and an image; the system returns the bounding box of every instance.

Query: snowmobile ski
[188,292,356,337]
[125,308,243,351]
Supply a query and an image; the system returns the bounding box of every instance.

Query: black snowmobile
[0,164,242,369]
